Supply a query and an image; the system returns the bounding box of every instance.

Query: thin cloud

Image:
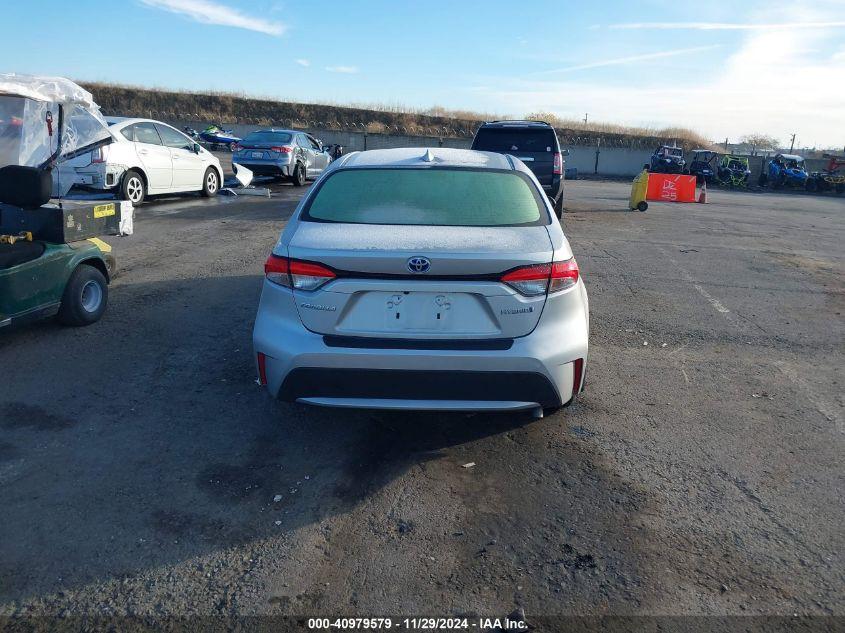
[608,21,845,30]
[325,66,359,74]
[534,45,720,75]
[139,0,285,36]
[296,59,310,67]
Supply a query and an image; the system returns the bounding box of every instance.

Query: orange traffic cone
[698,180,708,203]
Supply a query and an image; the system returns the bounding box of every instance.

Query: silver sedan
[252,147,589,416]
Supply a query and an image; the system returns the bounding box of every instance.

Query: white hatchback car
[63,118,224,204]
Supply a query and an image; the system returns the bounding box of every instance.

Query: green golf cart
[0,74,126,329]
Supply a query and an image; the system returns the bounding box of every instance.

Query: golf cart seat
[0,240,45,269]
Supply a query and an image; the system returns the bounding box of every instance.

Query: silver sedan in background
[232,129,331,185]
[252,148,589,417]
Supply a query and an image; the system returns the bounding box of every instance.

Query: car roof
[478,120,553,128]
[777,153,804,161]
[245,128,302,135]
[335,147,518,171]
[105,117,178,129]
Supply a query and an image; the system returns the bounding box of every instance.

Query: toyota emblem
[407,256,431,273]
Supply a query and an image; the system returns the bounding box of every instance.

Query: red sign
[646,174,697,202]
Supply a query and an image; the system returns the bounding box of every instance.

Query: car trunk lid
[286,222,554,339]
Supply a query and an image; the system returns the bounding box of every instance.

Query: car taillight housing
[231,143,241,152]
[91,146,108,164]
[271,146,293,153]
[500,259,579,296]
[264,254,335,291]
[553,152,563,175]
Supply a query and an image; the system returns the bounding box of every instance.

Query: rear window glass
[472,128,556,153]
[243,131,292,144]
[304,168,547,226]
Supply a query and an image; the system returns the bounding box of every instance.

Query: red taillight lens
[271,146,293,153]
[549,259,579,293]
[264,254,335,291]
[553,152,563,175]
[501,259,579,296]
[232,143,241,152]
[264,254,290,286]
[91,146,107,163]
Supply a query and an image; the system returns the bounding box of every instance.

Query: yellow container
[629,169,649,211]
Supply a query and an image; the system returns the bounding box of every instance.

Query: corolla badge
[407,256,431,273]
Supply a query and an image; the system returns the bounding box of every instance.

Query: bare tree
[740,133,780,156]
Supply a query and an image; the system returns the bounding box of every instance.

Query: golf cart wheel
[636,201,648,212]
[201,167,219,197]
[291,162,306,187]
[553,195,564,218]
[758,174,767,188]
[58,265,108,327]
[836,184,845,195]
[121,170,146,205]
[805,179,817,192]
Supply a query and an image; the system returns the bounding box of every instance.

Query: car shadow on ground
[0,274,652,612]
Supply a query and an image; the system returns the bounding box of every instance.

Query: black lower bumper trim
[279,368,561,407]
[322,335,514,351]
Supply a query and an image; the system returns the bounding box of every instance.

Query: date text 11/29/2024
[307,617,528,630]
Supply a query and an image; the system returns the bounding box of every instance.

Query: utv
[687,150,718,184]
[650,145,686,174]
[0,74,125,330]
[805,154,845,194]
[717,155,752,187]
[758,153,808,189]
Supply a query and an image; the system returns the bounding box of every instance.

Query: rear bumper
[233,158,292,177]
[252,279,589,411]
[542,175,564,200]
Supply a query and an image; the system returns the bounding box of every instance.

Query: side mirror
[561,149,570,157]
[193,143,202,154]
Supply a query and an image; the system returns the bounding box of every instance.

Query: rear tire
[57,265,108,327]
[291,162,306,187]
[121,170,146,205]
[201,167,219,197]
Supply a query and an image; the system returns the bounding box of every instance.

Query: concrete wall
[166,119,832,179]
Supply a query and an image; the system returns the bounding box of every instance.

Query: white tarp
[0,74,112,169]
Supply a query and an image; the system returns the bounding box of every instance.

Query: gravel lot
[0,176,842,622]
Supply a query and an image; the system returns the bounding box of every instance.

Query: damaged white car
[60,117,223,204]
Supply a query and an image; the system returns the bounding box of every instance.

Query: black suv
[471,120,566,216]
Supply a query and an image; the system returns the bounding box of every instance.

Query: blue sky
[3,0,844,147]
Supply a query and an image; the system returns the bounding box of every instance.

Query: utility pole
[789,133,796,153]
[583,113,588,127]
[724,137,729,152]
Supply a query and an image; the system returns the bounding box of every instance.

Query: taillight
[549,259,579,293]
[232,143,241,152]
[271,146,293,153]
[264,254,335,291]
[553,152,563,175]
[500,258,579,296]
[91,146,107,163]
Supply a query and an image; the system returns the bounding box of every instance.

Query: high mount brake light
[500,259,579,296]
[264,254,335,291]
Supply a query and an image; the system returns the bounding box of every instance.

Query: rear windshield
[472,128,556,153]
[303,168,547,226]
[243,131,292,144]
